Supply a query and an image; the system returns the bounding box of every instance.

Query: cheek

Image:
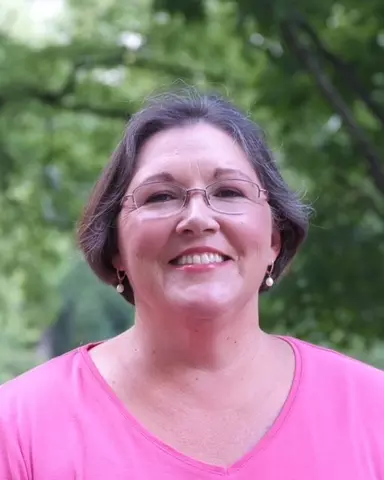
[117,213,171,269]
[227,210,273,255]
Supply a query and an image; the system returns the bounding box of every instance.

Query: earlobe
[112,253,124,272]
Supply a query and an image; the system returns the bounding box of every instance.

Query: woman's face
[116,123,280,316]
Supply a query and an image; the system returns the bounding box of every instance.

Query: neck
[108,299,293,412]
[125,297,268,373]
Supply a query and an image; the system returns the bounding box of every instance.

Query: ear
[270,227,282,264]
[112,253,124,272]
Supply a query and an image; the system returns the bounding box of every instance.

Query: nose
[175,192,220,236]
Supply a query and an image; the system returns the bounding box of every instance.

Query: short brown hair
[78,89,311,304]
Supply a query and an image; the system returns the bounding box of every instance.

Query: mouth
[169,252,232,266]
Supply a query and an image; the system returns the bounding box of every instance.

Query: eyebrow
[141,172,176,183]
[213,168,254,182]
[139,168,254,185]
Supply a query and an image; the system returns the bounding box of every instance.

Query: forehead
[131,123,259,186]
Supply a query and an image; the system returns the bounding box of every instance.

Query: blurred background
[1,0,384,383]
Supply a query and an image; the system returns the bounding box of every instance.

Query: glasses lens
[133,182,185,216]
[207,179,261,214]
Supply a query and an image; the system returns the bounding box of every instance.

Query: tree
[152,0,384,346]
[1,0,383,379]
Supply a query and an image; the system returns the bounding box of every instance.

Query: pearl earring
[265,263,274,288]
[116,270,125,293]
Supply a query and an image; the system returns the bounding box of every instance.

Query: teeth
[175,253,226,265]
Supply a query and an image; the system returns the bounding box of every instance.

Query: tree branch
[58,101,130,119]
[333,170,384,219]
[74,46,237,86]
[0,87,130,120]
[0,143,18,190]
[0,44,232,120]
[281,20,384,196]
[292,16,384,128]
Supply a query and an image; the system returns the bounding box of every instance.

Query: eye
[144,191,178,204]
[212,187,245,198]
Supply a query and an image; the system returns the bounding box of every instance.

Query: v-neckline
[80,336,302,476]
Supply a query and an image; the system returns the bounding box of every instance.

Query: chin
[167,286,239,319]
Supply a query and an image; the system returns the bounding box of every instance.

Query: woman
[1,90,383,479]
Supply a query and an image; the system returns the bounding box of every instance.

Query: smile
[172,253,227,266]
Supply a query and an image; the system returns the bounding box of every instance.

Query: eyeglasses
[121,179,268,217]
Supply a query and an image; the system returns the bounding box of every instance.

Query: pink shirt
[1,337,383,479]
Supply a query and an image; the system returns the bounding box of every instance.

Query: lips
[169,248,232,265]
[172,252,227,266]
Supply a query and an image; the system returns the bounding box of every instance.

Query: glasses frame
[121,179,268,216]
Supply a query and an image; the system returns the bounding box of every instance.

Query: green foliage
[43,258,134,358]
[153,0,205,21]
[1,0,384,379]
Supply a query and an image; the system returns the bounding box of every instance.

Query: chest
[126,397,281,466]
[32,414,381,480]
[111,361,295,466]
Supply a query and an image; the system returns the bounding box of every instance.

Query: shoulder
[290,336,384,383]
[0,346,87,424]
[289,336,384,409]
[1,346,81,397]
[0,347,87,478]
